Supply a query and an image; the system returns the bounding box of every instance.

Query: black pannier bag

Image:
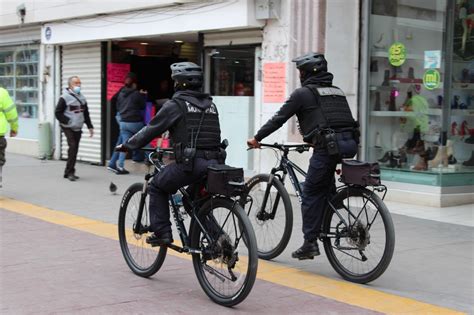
[207,164,245,197]
[340,160,381,186]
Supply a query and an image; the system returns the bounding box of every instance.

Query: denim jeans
[109,117,144,169]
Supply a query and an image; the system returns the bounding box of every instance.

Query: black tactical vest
[174,99,221,149]
[305,84,357,130]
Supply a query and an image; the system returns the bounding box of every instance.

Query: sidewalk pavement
[1,154,473,313]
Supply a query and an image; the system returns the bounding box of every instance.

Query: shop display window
[0,47,39,139]
[367,0,474,186]
[210,47,255,96]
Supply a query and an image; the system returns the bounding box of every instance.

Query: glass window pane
[210,47,255,96]
[367,1,448,181]
[0,46,39,139]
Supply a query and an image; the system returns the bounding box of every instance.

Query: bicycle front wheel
[190,197,258,307]
[242,174,293,260]
[118,183,167,278]
[322,187,395,284]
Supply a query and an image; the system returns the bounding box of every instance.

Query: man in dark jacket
[117,62,223,245]
[55,76,94,181]
[248,53,359,260]
[108,72,146,174]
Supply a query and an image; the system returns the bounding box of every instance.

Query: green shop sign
[388,42,406,67]
[423,69,441,90]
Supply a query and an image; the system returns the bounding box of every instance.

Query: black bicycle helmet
[292,52,328,73]
[170,62,203,89]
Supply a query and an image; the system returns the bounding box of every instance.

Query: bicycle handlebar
[255,143,312,153]
[139,147,174,153]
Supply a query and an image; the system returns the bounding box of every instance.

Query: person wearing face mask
[107,72,147,174]
[55,75,94,181]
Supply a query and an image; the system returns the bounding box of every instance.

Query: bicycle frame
[132,148,238,255]
[254,144,387,240]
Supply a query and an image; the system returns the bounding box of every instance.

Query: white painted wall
[252,0,361,178]
[40,0,262,45]
[0,0,199,27]
[256,0,292,174]
[325,0,360,117]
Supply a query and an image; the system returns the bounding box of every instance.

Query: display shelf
[0,62,14,66]
[0,76,14,78]
[15,61,38,65]
[452,83,474,90]
[17,103,37,106]
[16,75,38,78]
[371,109,442,117]
[451,109,474,116]
[370,82,425,91]
[16,88,38,92]
[371,50,424,60]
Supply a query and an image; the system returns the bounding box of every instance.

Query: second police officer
[117,62,224,246]
[247,53,359,260]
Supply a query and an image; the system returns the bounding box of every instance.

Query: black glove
[115,144,128,152]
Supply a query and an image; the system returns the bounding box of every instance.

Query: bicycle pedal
[298,255,314,260]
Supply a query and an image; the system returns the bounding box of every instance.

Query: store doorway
[105,38,199,161]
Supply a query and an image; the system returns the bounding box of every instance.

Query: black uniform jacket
[255,72,334,141]
[124,90,214,150]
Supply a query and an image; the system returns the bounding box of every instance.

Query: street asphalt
[1,154,472,313]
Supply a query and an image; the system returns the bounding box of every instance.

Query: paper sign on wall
[263,62,286,103]
[107,63,130,100]
[107,63,130,83]
[107,82,123,101]
[424,50,441,69]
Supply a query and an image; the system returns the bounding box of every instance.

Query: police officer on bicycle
[116,62,224,246]
[247,53,359,260]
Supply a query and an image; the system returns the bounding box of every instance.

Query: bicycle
[118,147,258,306]
[242,143,395,284]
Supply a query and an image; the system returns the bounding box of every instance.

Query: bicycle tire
[190,197,258,307]
[118,183,167,278]
[242,174,293,260]
[322,186,395,284]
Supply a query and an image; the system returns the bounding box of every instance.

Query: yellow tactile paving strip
[0,197,464,315]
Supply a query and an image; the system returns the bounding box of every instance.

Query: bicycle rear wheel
[241,174,293,260]
[322,187,395,284]
[118,183,167,278]
[191,197,258,307]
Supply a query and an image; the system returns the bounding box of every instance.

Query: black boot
[146,231,173,247]
[463,151,474,167]
[292,240,320,260]
[378,151,392,163]
[374,92,381,111]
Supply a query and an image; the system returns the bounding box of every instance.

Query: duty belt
[195,149,221,160]
[312,130,355,149]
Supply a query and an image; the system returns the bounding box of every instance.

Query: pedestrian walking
[0,87,19,188]
[55,76,94,181]
[107,72,146,174]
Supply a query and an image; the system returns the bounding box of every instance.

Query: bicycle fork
[258,173,284,220]
[133,178,150,235]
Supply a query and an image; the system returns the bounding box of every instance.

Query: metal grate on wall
[60,43,102,164]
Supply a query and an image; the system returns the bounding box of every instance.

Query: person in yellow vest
[0,87,19,188]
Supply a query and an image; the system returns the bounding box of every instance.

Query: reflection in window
[210,47,255,96]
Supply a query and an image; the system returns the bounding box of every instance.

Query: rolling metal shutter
[60,43,102,164]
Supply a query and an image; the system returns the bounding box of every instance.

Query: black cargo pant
[301,150,338,241]
[149,157,218,235]
[62,127,82,177]
[0,136,7,167]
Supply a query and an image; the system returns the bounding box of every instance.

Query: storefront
[0,26,41,155]
[360,0,474,206]
[40,1,263,166]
